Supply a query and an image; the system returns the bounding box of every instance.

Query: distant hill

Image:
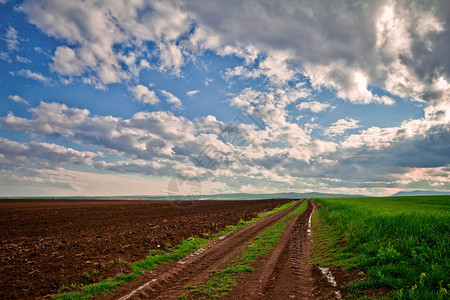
[3,191,368,200]
[145,191,367,201]
[390,190,450,197]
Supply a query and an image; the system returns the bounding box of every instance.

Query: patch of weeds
[165,242,173,251]
[90,269,99,275]
[82,272,91,281]
[116,258,128,266]
[57,285,69,293]
[148,249,165,256]
[183,284,197,290]
[120,244,130,249]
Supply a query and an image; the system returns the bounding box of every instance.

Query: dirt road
[110,200,343,300]
[108,201,303,300]
[229,199,316,299]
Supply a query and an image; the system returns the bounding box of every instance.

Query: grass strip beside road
[53,200,298,300]
[180,200,308,299]
[312,196,449,299]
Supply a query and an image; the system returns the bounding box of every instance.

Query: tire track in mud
[110,201,303,300]
[230,200,344,300]
[229,199,315,300]
[263,200,315,299]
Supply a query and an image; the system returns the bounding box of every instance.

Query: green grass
[313,196,450,299]
[183,200,308,298]
[53,200,297,300]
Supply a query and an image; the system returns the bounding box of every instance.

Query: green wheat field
[314,196,449,299]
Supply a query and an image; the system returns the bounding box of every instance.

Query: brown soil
[108,200,365,300]
[227,199,315,299]
[225,200,367,300]
[0,198,291,299]
[106,200,303,300]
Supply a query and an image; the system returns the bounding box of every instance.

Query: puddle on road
[178,246,208,264]
[309,205,342,299]
[307,207,313,236]
[318,266,342,299]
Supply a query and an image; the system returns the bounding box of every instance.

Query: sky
[0,0,449,197]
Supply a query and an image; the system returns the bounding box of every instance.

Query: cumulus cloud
[224,51,298,86]
[10,69,50,83]
[224,65,261,81]
[186,90,199,96]
[228,84,338,163]
[4,1,450,195]
[0,137,99,170]
[15,0,450,106]
[186,0,448,106]
[18,0,191,86]
[324,118,360,136]
[0,51,9,62]
[342,104,450,150]
[0,102,215,164]
[4,26,19,51]
[160,89,183,109]
[130,85,160,105]
[1,99,449,195]
[297,101,329,113]
[8,95,30,105]
[16,55,31,64]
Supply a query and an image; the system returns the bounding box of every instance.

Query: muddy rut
[108,201,303,300]
[230,199,315,299]
[107,200,339,300]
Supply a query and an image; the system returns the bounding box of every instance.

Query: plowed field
[0,199,291,299]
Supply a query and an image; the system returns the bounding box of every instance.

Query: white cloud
[0,137,99,170]
[204,77,213,86]
[4,1,450,196]
[51,46,86,76]
[18,0,191,86]
[186,0,448,106]
[297,101,329,113]
[158,42,185,75]
[224,65,261,81]
[0,102,207,163]
[16,55,31,64]
[305,66,396,105]
[1,100,449,195]
[395,167,450,186]
[10,69,50,83]
[224,51,298,86]
[0,51,10,62]
[8,95,30,105]
[324,118,360,136]
[217,45,259,64]
[257,51,298,85]
[5,27,19,51]
[186,90,199,97]
[160,89,183,109]
[15,0,450,106]
[228,84,338,163]
[130,85,160,105]
[342,103,450,150]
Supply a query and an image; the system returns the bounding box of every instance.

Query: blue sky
[0,0,449,197]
